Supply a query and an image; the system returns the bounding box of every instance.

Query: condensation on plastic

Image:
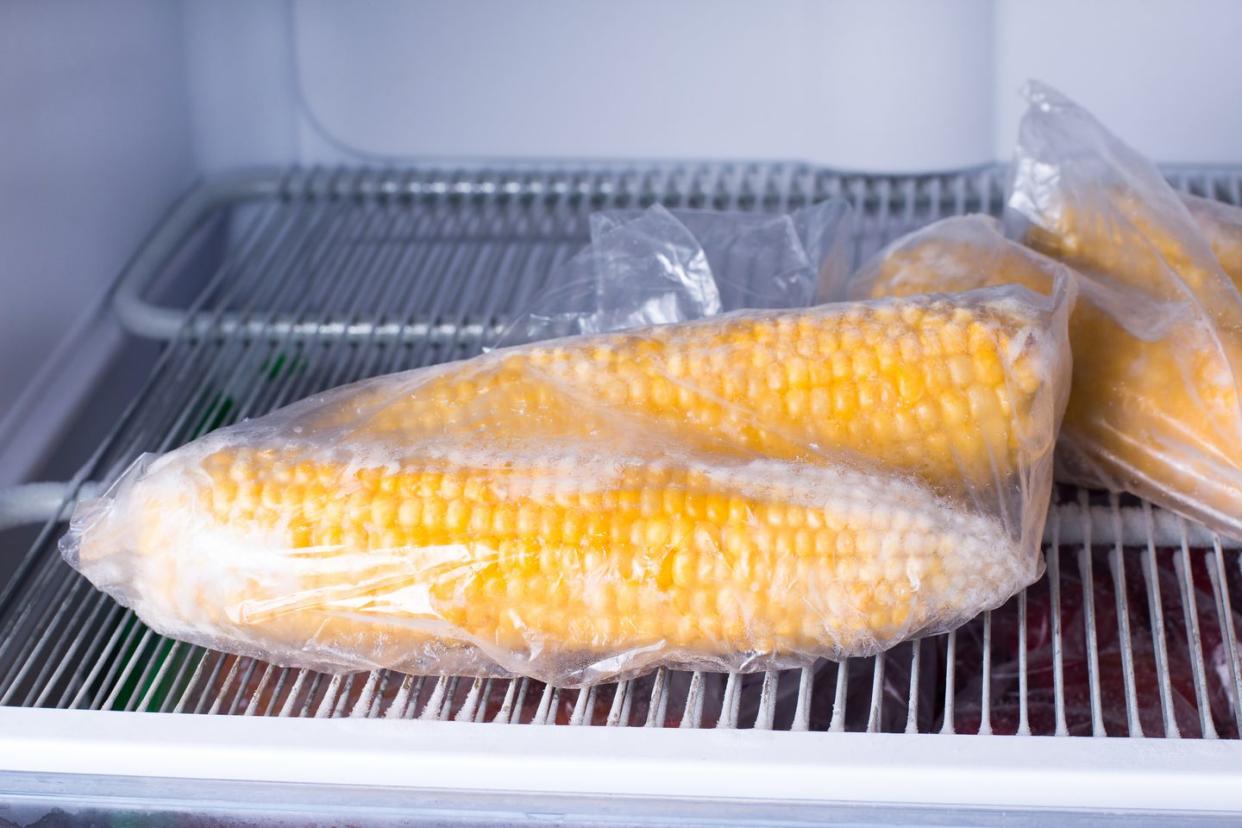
[848,81,1242,541]
[61,201,1073,687]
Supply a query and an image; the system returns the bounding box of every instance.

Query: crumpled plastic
[489,201,854,348]
[848,81,1242,540]
[61,200,1073,686]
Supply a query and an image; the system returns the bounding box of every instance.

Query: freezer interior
[2,2,1242,824]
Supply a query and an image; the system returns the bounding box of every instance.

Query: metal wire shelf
[0,162,1240,739]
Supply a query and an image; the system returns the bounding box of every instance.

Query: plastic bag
[1181,192,1242,289]
[849,82,1242,540]
[846,214,1073,302]
[845,216,1148,500]
[62,202,1073,686]
[1009,82,1242,538]
[489,201,854,348]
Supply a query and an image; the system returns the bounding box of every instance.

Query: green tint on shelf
[101,353,309,711]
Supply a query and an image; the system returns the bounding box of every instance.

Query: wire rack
[1,163,1240,738]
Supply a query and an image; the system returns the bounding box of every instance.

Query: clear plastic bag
[1181,192,1242,290]
[1009,81,1242,538]
[62,201,1074,686]
[844,215,1148,504]
[846,214,1072,302]
[489,201,854,347]
[849,82,1242,540]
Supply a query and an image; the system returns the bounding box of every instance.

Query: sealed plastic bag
[850,82,1242,539]
[63,203,1073,686]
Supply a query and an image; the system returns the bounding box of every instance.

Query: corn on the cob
[1023,192,1242,316]
[70,443,1032,685]
[855,215,1242,537]
[65,292,1067,684]
[301,296,1063,491]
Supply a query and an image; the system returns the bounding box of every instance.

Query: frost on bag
[847,83,1242,539]
[62,200,1072,686]
[1007,81,1242,538]
[1181,193,1242,290]
[844,216,1136,507]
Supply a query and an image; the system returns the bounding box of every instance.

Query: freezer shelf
[0,163,1239,740]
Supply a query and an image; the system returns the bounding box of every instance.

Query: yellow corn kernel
[78,446,1033,686]
[304,294,1059,490]
[1033,192,1242,300]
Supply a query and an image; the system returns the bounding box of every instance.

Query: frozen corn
[305,297,1062,492]
[1025,190,1242,296]
[1013,83,1242,538]
[68,447,1033,685]
[62,285,1070,685]
[853,215,1242,535]
[851,82,1242,538]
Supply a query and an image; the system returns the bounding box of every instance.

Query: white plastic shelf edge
[0,706,1239,814]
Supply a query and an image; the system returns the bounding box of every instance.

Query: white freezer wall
[3,0,1242,479]
[992,0,1242,163]
[0,0,195,483]
[197,0,1242,172]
